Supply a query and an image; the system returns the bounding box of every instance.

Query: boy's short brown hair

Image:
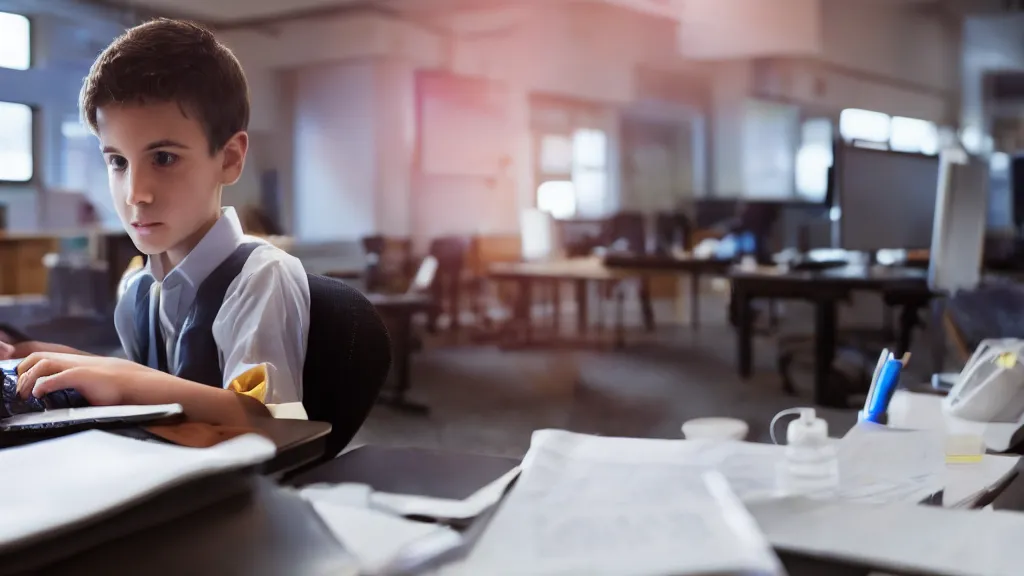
[80,18,249,154]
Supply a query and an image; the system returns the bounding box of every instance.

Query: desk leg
[378,312,429,415]
[575,279,588,338]
[736,284,753,379]
[814,300,842,408]
[639,278,655,333]
[690,272,701,330]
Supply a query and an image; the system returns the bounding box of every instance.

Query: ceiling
[87,0,383,23]
[84,0,1016,26]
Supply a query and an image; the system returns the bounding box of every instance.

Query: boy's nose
[125,169,154,206]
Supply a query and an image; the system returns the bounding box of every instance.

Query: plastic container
[777,408,839,497]
[681,417,749,441]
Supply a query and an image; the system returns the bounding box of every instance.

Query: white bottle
[777,408,839,497]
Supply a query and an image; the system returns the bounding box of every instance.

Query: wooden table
[488,258,643,348]
[603,253,733,330]
[367,292,435,413]
[731,265,931,407]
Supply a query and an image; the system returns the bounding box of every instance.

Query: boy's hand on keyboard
[15,352,144,406]
[0,340,14,361]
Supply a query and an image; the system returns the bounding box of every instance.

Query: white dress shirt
[114,207,310,405]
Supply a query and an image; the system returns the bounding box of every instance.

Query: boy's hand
[16,352,144,406]
[0,339,15,361]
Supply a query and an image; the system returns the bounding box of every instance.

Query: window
[536,180,576,219]
[839,108,940,155]
[571,129,608,217]
[534,128,609,218]
[0,12,30,70]
[889,116,938,155]
[0,101,32,182]
[795,118,833,201]
[839,108,890,143]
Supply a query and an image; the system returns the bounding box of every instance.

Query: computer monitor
[928,148,987,294]
[836,144,940,252]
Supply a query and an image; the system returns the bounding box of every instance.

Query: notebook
[0,429,276,553]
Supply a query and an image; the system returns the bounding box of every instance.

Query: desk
[731,266,931,407]
[367,292,434,413]
[18,442,1024,576]
[603,253,733,330]
[488,258,642,348]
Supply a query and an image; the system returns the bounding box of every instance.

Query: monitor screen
[837,145,940,252]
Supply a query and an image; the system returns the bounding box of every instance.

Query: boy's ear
[220,131,249,186]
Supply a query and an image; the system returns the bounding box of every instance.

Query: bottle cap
[787,408,828,446]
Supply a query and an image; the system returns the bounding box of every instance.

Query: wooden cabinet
[0,235,60,296]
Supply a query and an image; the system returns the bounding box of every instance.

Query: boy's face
[96,101,247,260]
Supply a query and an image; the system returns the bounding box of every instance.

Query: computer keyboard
[1,368,89,420]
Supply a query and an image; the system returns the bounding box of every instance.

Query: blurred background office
[0,0,1021,455]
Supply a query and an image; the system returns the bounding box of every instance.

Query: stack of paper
[0,430,276,553]
[748,496,1024,576]
[298,467,520,574]
[443,429,783,576]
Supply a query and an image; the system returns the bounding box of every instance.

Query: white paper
[372,466,520,521]
[447,430,782,576]
[1,404,183,428]
[944,454,1020,508]
[832,424,946,505]
[310,500,461,574]
[749,496,1024,576]
[300,483,373,509]
[0,430,276,551]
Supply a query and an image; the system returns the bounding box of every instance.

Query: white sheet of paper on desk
[943,454,1020,508]
[0,430,276,552]
[447,430,783,576]
[310,500,461,574]
[833,424,946,505]
[748,496,1024,576]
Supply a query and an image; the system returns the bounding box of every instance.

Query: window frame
[0,99,38,186]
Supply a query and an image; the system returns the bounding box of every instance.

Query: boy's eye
[153,151,179,167]
[107,155,128,172]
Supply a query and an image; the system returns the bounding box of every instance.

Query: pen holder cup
[857,410,888,426]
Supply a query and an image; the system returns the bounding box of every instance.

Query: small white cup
[681,417,749,441]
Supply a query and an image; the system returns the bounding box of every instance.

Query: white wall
[292,61,378,242]
[222,4,671,243]
[820,0,957,95]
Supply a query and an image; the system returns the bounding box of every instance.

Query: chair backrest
[303,274,392,459]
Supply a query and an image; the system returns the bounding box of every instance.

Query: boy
[5,19,309,425]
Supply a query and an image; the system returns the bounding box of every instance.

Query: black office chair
[303,274,392,460]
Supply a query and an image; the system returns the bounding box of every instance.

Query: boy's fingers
[18,358,70,398]
[31,369,86,398]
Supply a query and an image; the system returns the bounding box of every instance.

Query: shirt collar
[148,207,245,287]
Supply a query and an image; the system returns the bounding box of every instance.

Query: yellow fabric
[228,364,268,403]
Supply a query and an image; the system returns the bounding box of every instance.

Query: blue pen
[864,359,903,422]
